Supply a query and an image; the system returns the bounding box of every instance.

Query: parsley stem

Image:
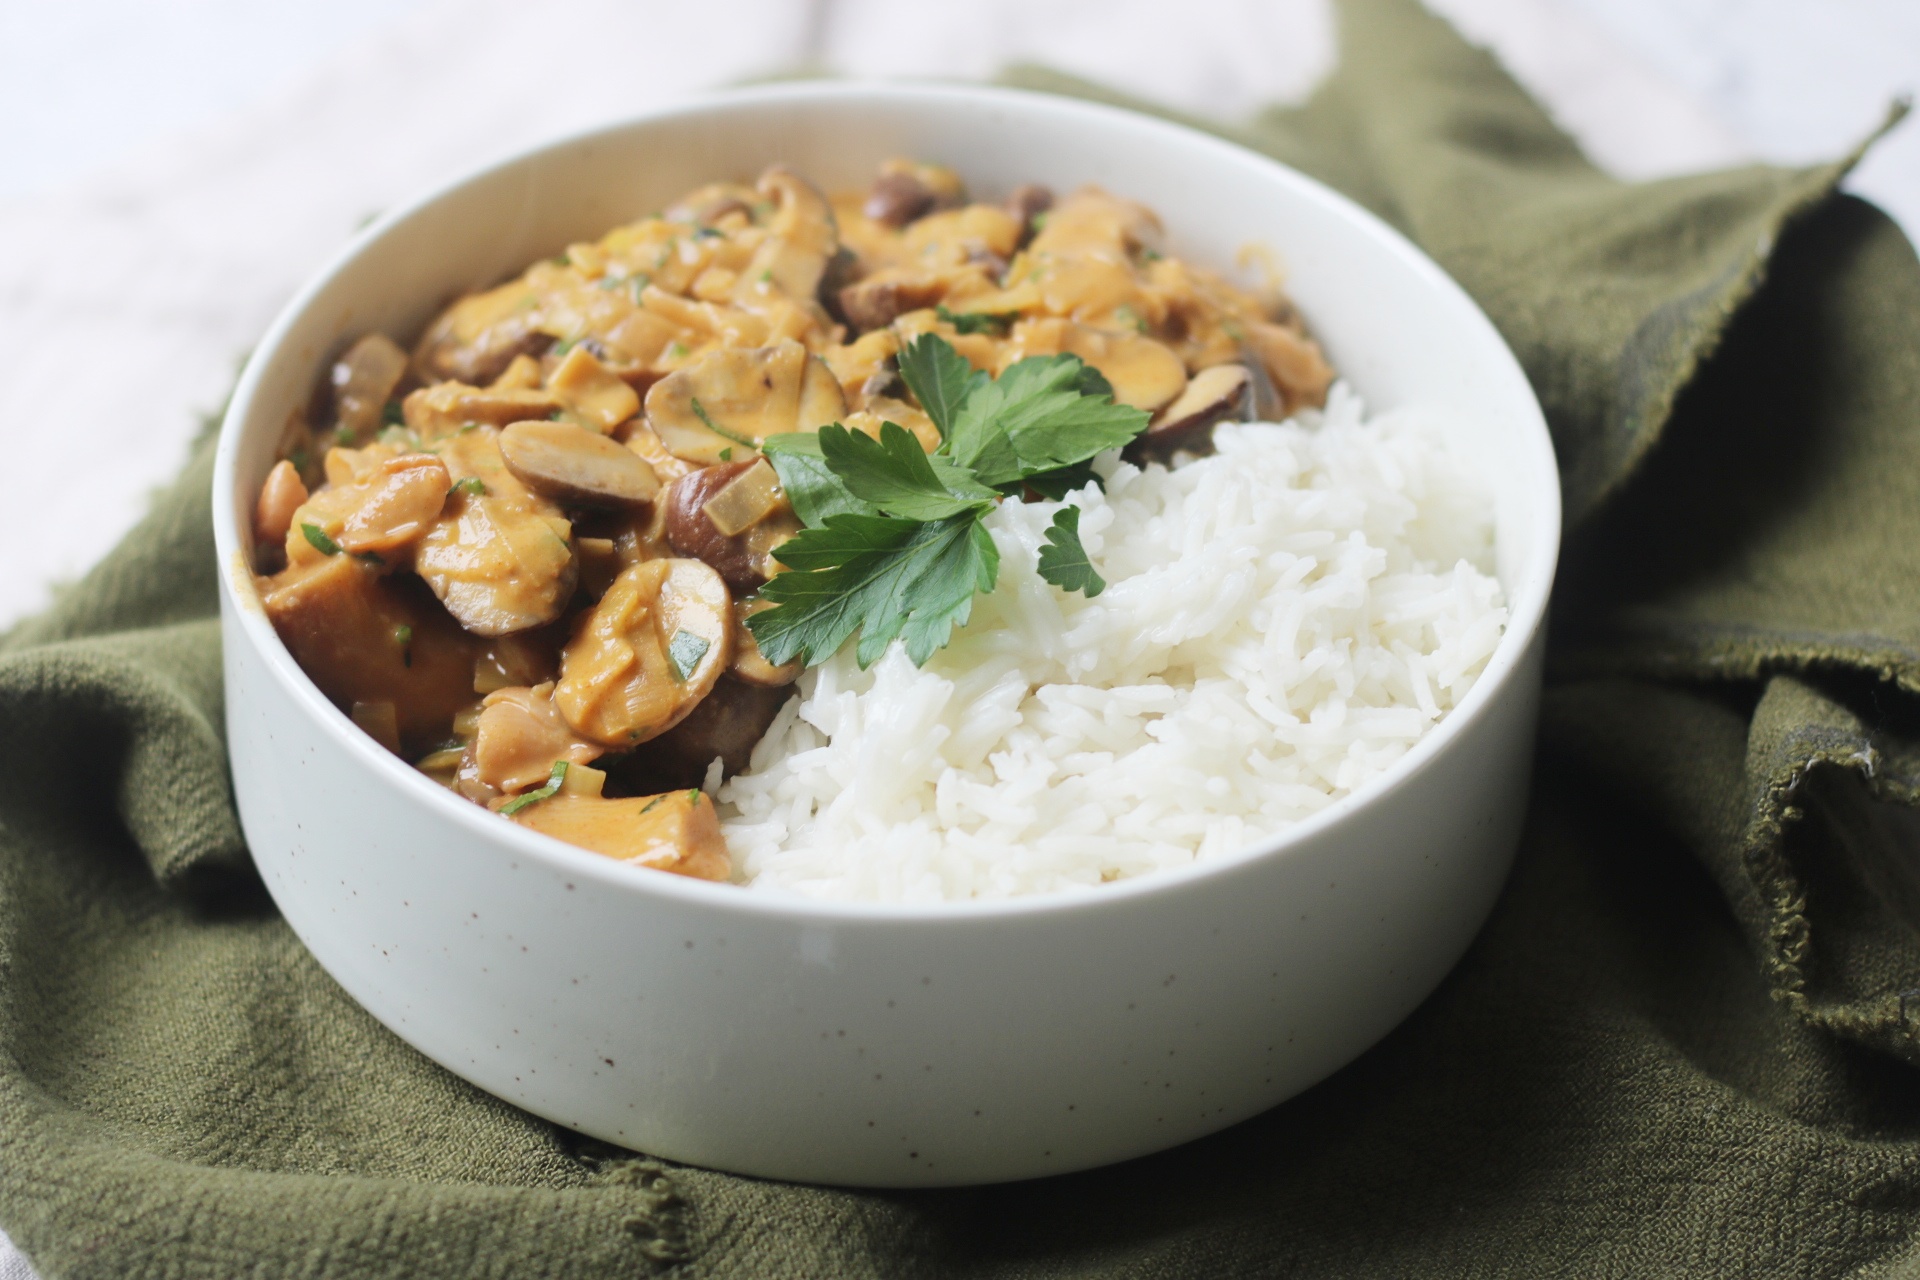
[689,397,759,449]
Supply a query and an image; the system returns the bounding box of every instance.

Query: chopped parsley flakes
[300,523,341,556]
[667,629,711,681]
[500,761,569,816]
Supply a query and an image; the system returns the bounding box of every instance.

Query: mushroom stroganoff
[251,160,1338,883]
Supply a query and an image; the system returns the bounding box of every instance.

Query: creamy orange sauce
[252,159,1335,882]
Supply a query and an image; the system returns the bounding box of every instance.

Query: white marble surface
[0,1,1914,1274]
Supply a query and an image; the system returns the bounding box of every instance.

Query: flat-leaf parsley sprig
[748,334,1146,669]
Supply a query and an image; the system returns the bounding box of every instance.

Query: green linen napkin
[5,0,1919,1273]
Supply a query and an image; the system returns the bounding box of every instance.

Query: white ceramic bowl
[214,82,1558,1188]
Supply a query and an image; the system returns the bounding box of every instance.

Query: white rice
[716,385,1507,903]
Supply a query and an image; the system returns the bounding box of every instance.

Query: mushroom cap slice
[411,278,551,385]
[739,165,838,307]
[1242,319,1334,413]
[413,427,578,636]
[728,597,801,687]
[471,683,604,793]
[644,341,848,466]
[331,333,409,438]
[554,557,732,747]
[663,461,800,590]
[511,788,731,881]
[615,676,795,790]
[1126,364,1253,464]
[499,419,661,509]
[284,452,449,567]
[402,380,560,439]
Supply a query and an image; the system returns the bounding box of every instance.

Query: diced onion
[702,458,785,536]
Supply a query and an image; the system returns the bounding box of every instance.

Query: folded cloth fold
[4,0,1920,1275]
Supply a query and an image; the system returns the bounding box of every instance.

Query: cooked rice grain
[719,386,1507,902]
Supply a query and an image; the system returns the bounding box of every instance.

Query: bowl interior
[216,81,1559,911]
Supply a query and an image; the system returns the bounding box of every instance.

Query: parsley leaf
[817,422,997,522]
[1036,506,1105,597]
[951,354,1147,485]
[761,432,878,526]
[896,333,986,441]
[667,629,711,681]
[750,512,998,668]
[748,335,1147,671]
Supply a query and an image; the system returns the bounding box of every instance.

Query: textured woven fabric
[4,0,1919,1274]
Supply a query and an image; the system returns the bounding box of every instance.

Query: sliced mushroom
[470,682,605,793]
[1242,319,1334,412]
[413,427,577,636]
[664,461,801,590]
[864,160,965,227]
[413,280,553,386]
[621,423,698,484]
[1125,364,1252,464]
[339,455,451,555]
[499,420,661,509]
[322,439,406,487]
[663,182,760,229]
[546,344,640,433]
[510,787,730,881]
[823,328,901,405]
[738,166,837,307]
[554,557,732,747]
[283,453,450,567]
[864,170,939,227]
[402,380,559,438]
[860,366,903,401]
[258,555,480,750]
[729,596,801,687]
[254,459,309,551]
[644,341,847,465]
[331,333,410,438]
[617,676,795,789]
[577,498,676,582]
[837,274,946,334]
[1005,183,1054,245]
[817,246,861,323]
